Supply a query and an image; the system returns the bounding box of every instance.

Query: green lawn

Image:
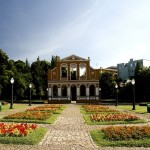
[118,105,147,114]
[1,104,31,111]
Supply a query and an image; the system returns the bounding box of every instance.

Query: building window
[61,85,67,96]
[70,65,77,80]
[80,85,86,96]
[89,85,95,96]
[52,85,58,97]
[61,67,67,78]
[79,64,86,78]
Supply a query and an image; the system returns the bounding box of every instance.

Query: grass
[1,104,30,112]
[84,115,147,125]
[0,127,47,145]
[0,106,65,124]
[91,130,150,147]
[118,105,147,114]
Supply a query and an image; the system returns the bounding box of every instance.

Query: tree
[31,58,50,99]
[0,50,16,99]
[100,72,117,99]
[50,55,59,69]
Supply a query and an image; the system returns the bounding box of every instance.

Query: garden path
[0,104,150,150]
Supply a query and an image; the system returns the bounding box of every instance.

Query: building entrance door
[71,85,76,101]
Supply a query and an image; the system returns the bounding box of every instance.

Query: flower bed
[4,111,52,120]
[91,113,139,122]
[83,105,119,113]
[27,107,57,112]
[0,123,37,137]
[46,104,62,108]
[102,125,150,141]
[38,104,62,108]
[91,125,150,147]
[26,104,63,112]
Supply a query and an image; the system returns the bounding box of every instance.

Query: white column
[67,87,70,100]
[77,87,80,100]
[58,88,61,100]
[96,87,99,100]
[86,87,89,100]
[48,88,51,100]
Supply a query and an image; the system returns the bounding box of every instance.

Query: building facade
[117,58,150,80]
[47,55,101,102]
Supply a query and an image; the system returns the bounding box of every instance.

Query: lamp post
[29,84,32,106]
[131,79,135,110]
[115,84,118,106]
[10,78,14,109]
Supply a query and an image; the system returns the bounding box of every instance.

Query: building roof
[60,54,89,61]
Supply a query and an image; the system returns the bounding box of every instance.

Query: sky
[0,0,150,68]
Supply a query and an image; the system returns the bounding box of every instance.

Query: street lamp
[99,88,101,100]
[131,79,136,110]
[10,78,14,109]
[115,84,118,106]
[29,83,32,106]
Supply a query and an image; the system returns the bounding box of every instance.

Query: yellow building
[47,54,117,103]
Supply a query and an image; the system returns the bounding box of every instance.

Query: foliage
[0,49,58,100]
[31,57,50,99]
[100,72,117,99]
[50,55,59,69]
[135,66,150,102]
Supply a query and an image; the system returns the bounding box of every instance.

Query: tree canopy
[0,49,52,101]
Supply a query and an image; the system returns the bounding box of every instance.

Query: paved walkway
[0,104,150,150]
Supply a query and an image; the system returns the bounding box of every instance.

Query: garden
[0,104,64,124]
[0,104,64,144]
[81,104,150,147]
[81,105,147,125]
[91,125,150,147]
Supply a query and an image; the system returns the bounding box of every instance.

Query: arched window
[80,85,86,96]
[89,85,95,96]
[79,63,86,78]
[61,64,68,78]
[70,64,77,80]
[61,85,67,96]
[52,85,58,97]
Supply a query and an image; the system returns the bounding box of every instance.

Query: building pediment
[61,54,88,61]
